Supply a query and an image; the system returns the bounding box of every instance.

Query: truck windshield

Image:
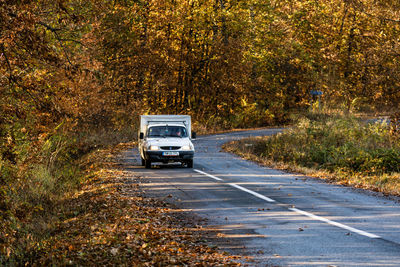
[147,126,188,138]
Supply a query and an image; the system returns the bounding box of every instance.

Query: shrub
[232,115,400,176]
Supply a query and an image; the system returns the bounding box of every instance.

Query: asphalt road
[122,129,400,266]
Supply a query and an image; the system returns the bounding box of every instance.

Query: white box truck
[138,115,196,168]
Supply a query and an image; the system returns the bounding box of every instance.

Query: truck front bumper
[145,151,194,163]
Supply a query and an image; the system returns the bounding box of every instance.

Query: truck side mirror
[192,132,196,139]
[139,132,144,139]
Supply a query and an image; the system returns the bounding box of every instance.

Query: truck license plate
[162,151,179,156]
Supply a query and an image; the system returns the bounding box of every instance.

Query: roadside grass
[223,114,400,196]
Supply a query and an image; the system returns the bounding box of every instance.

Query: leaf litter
[31,143,241,266]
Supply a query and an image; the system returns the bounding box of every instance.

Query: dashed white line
[289,207,381,238]
[194,169,381,239]
[194,169,223,181]
[229,183,276,202]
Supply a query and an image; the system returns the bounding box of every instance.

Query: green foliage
[229,98,276,128]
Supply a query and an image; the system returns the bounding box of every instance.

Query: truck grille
[160,146,181,150]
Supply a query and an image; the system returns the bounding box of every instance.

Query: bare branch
[38,21,75,67]
[364,12,400,24]
[351,0,400,24]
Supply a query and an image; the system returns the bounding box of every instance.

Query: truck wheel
[145,159,152,169]
[187,159,193,168]
[141,157,145,166]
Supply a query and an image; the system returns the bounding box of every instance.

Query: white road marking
[194,169,381,239]
[289,207,381,239]
[194,169,223,181]
[229,183,276,203]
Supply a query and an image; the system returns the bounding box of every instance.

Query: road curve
[122,129,400,266]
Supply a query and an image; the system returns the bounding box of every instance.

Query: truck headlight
[181,145,193,151]
[149,145,159,151]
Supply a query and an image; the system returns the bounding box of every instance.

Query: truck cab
[138,115,196,168]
